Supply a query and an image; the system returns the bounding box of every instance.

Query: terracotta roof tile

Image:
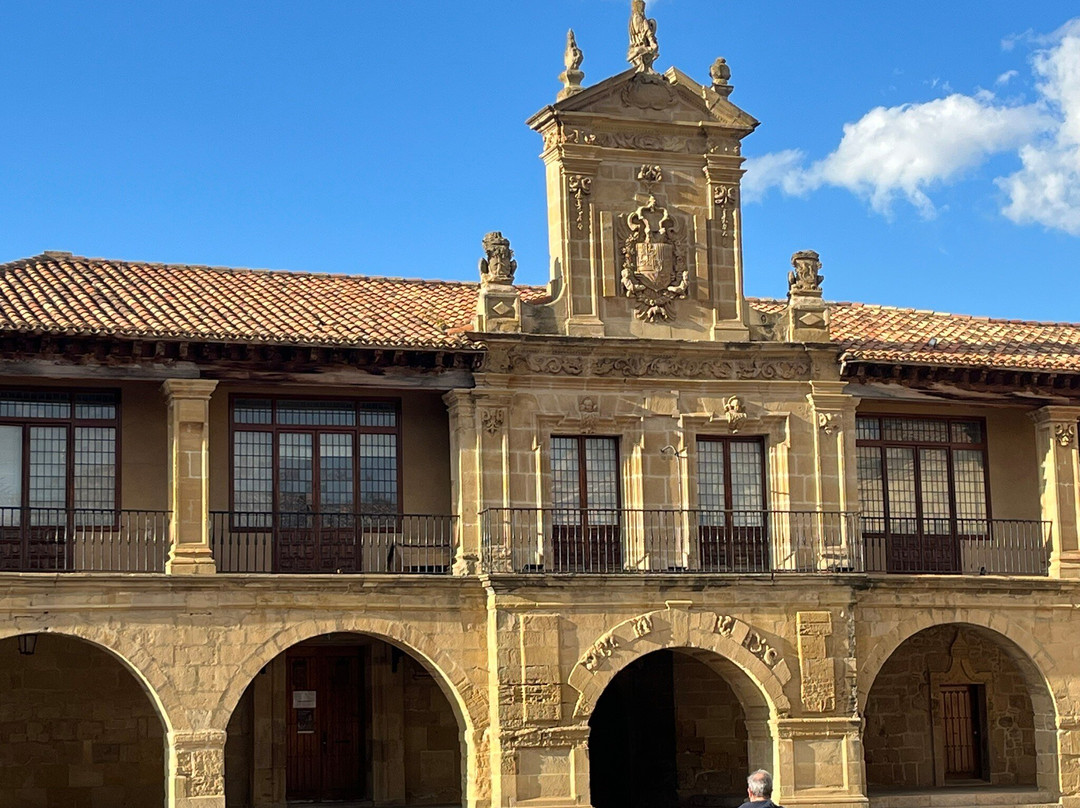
[2,255,1079,373]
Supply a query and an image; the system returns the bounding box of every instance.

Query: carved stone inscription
[485,349,813,380]
[715,614,781,668]
[797,611,836,713]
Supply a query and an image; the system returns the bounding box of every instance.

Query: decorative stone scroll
[817,412,840,436]
[797,611,836,713]
[620,195,689,322]
[1056,423,1076,447]
[480,407,506,435]
[713,184,738,240]
[567,175,593,231]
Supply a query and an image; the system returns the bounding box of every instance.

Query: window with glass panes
[550,436,620,523]
[855,415,989,536]
[231,397,400,525]
[0,390,119,525]
[695,437,767,523]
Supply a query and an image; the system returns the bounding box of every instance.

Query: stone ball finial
[479,231,517,286]
[788,250,824,297]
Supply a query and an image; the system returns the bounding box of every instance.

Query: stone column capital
[161,378,219,402]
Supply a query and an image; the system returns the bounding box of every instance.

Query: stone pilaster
[807,382,859,571]
[444,390,480,575]
[169,729,226,808]
[1032,406,1080,578]
[162,379,218,575]
[704,153,752,341]
[559,157,604,337]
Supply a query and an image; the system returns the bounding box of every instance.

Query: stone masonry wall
[673,651,748,806]
[0,635,165,808]
[863,625,1036,789]
[402,653,463,805]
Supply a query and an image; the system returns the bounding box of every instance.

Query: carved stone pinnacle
[627,0,659,73]
[479,232,517,286]
[788,249,824,297]
[558,29,585,101]
[710,57,732,97]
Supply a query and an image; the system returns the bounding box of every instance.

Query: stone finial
[710,57,732,97]
[557,29,585,101]
[627,0,659,73]
[788,250,824,297]
[479,232,517,286]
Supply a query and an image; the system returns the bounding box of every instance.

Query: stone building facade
[2,4,1080,808]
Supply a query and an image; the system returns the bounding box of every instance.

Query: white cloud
[997,20,1080,234]
[744,95,1047,217]
[743,19,1080,229]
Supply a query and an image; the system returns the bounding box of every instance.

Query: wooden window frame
[228,394,404,528]
[855,413,993,532]
[694,435,768,514]
[0,387,122,524]
[550,434,623,515]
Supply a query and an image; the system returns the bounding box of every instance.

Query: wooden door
[941,684,984,780]
[286,647,365,802]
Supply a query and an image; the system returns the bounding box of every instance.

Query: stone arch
[568,607,792,720]
[0,625,175,734]
[216,617,484,737]
[859,613,1059,795]
[858,611,1056,715]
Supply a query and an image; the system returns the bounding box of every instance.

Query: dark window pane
[74,393,117,421]
[0,391,71,419]
[358,402,396,428]
[583,437,619,524]
[857,446,884,533]
[277,399,355,427]
[234,431,273,527]
[278,433,313,518]
[696,440,727,526]
[919,448,951,534]
[885,447,917,535]
[950,421,983,444]
[234,398,272,425]
[551,437,582,523]
[729,440,764,525]
[29,425,66,522]
[882,417,949,443]
[320,433,354,515]
[74,427,115,520]
[0,425,22,511]
[855,416,880,441]
[359,433,397,513]
[954,449,988,522]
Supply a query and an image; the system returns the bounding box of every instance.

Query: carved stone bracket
[567,174,593,231]
[817,411,841,436]
[480,407,507,435]
[1056,423,1077,447]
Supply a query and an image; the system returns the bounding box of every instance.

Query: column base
[166,545,217,575]
[1052,551,1080,579]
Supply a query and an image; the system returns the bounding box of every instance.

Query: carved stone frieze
[567,174,593,231]
[620,195,689,322]
[502,725,590,751]
[483,346,813,381]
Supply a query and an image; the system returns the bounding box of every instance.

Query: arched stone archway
[221,622,484,808]
[860,620,1059,800]
[567,607,792,722]
[0,632,172,808]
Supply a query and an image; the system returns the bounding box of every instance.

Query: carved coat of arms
[620,195,688,322]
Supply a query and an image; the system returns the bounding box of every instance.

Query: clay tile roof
[0,253,495,350]
[2,254,1079,373]
[750,298,1080,374]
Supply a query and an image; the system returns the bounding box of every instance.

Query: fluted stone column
[162,379,218,575]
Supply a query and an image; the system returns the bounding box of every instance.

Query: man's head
[747,769,773,801]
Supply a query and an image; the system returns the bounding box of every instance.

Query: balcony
[480,508,1052,577]
[0,507,170,572]
[209,512,457,574]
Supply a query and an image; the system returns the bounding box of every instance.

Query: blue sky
[2,1,1079,322]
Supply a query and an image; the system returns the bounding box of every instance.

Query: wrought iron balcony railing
[0,507,170,572]
[209,511,457,574]
[480,508,1052,577]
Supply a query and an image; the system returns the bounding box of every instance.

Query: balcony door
[232,398,399,573]
[856,415,989,573]
[550,436,621,572]
[696,437,767,572]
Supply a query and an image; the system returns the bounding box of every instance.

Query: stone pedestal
[169,729,226,808]
[1032,406,1080,578]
